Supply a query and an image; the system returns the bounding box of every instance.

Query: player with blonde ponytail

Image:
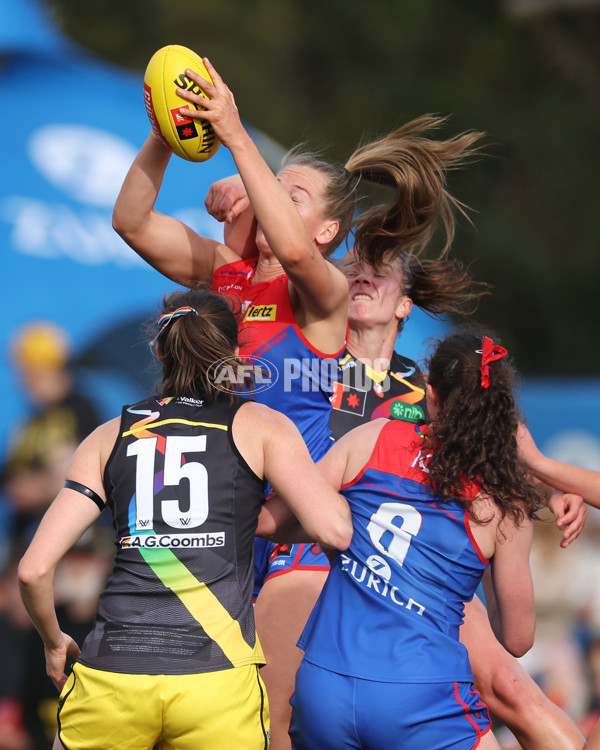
[113,57,486,747]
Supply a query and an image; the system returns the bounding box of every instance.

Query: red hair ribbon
[478,336,507,389]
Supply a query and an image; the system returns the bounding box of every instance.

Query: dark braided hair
[421,329,545,524]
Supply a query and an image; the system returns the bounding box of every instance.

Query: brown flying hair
[282,114,483,262]
[151,287,253,403]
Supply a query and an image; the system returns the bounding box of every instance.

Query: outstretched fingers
[174,60,242,147]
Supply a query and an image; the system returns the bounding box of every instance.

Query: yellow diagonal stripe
[140,547,262,665]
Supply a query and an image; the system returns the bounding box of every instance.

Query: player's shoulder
[70,416,121,472]
[83,416,121,446]
[337,417,389,450]
[390,351,423,377]
[234,400,294,431]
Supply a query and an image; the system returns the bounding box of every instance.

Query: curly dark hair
[421,328,545,525]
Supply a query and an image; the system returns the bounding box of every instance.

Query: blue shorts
[253,540,330,599]
[290,660,492,750]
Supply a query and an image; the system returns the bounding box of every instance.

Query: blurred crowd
[1,320,600,748]
[495,506,600,748]
[0,321,113,749]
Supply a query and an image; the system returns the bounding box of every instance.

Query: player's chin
[348,300,374,317]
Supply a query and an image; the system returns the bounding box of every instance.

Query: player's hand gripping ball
[143,44,221,162]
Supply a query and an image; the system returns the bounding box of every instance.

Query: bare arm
[232,403,352,550]
[256,493,313,543]
[256,420,386,543]
[18,419,118,691]
[482,511,535,657]
[112,133,236,286]
[518,423,600,508]
[204,174,258,259]
[176,60,349,326]
[265,416,352,549]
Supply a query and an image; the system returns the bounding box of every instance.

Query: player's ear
[426,383,438,411]
[395,296,413,322]
[317,220,339,247]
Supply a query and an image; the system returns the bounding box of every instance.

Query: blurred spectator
[0,555,33,750]
[21,526,113,748]
[1,321,100,548]
[520,511,589,718]
[0,321,107,748]
[0,528,112,750]
[516,506,600,732]
[579,635,600,738]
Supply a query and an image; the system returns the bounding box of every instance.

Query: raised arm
[113,133,236,286]
[175,60,349,326]
[482,510,535,658]
[18,418,118,691]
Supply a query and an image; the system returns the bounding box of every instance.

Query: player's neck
[347,323,397,373]
[252,252,285,283]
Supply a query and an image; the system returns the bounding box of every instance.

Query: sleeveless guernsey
[212,257,344,462]
[298,419,489,683]
[330,349,427,439]
[78,393,267,675]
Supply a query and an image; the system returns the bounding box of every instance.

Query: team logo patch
[269,543,293,562]
[244,304,277,322]
[169,107,199,141]
[390,400,425,423]
[330,382,367,416]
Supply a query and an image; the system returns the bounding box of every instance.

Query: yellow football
[143,45,221,162]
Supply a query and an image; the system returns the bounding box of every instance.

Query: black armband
[64,479,105,511]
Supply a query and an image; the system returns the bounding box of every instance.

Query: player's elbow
[504,640,532,659]
[502,621,536,658]
[317,517,353,551]
[505,636,534,659]
[17,556,50,589]
[112,207,137,243]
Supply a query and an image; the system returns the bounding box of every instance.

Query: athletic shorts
[56,662,270,750]
[289,659,492,750]
[254,541,330,598]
